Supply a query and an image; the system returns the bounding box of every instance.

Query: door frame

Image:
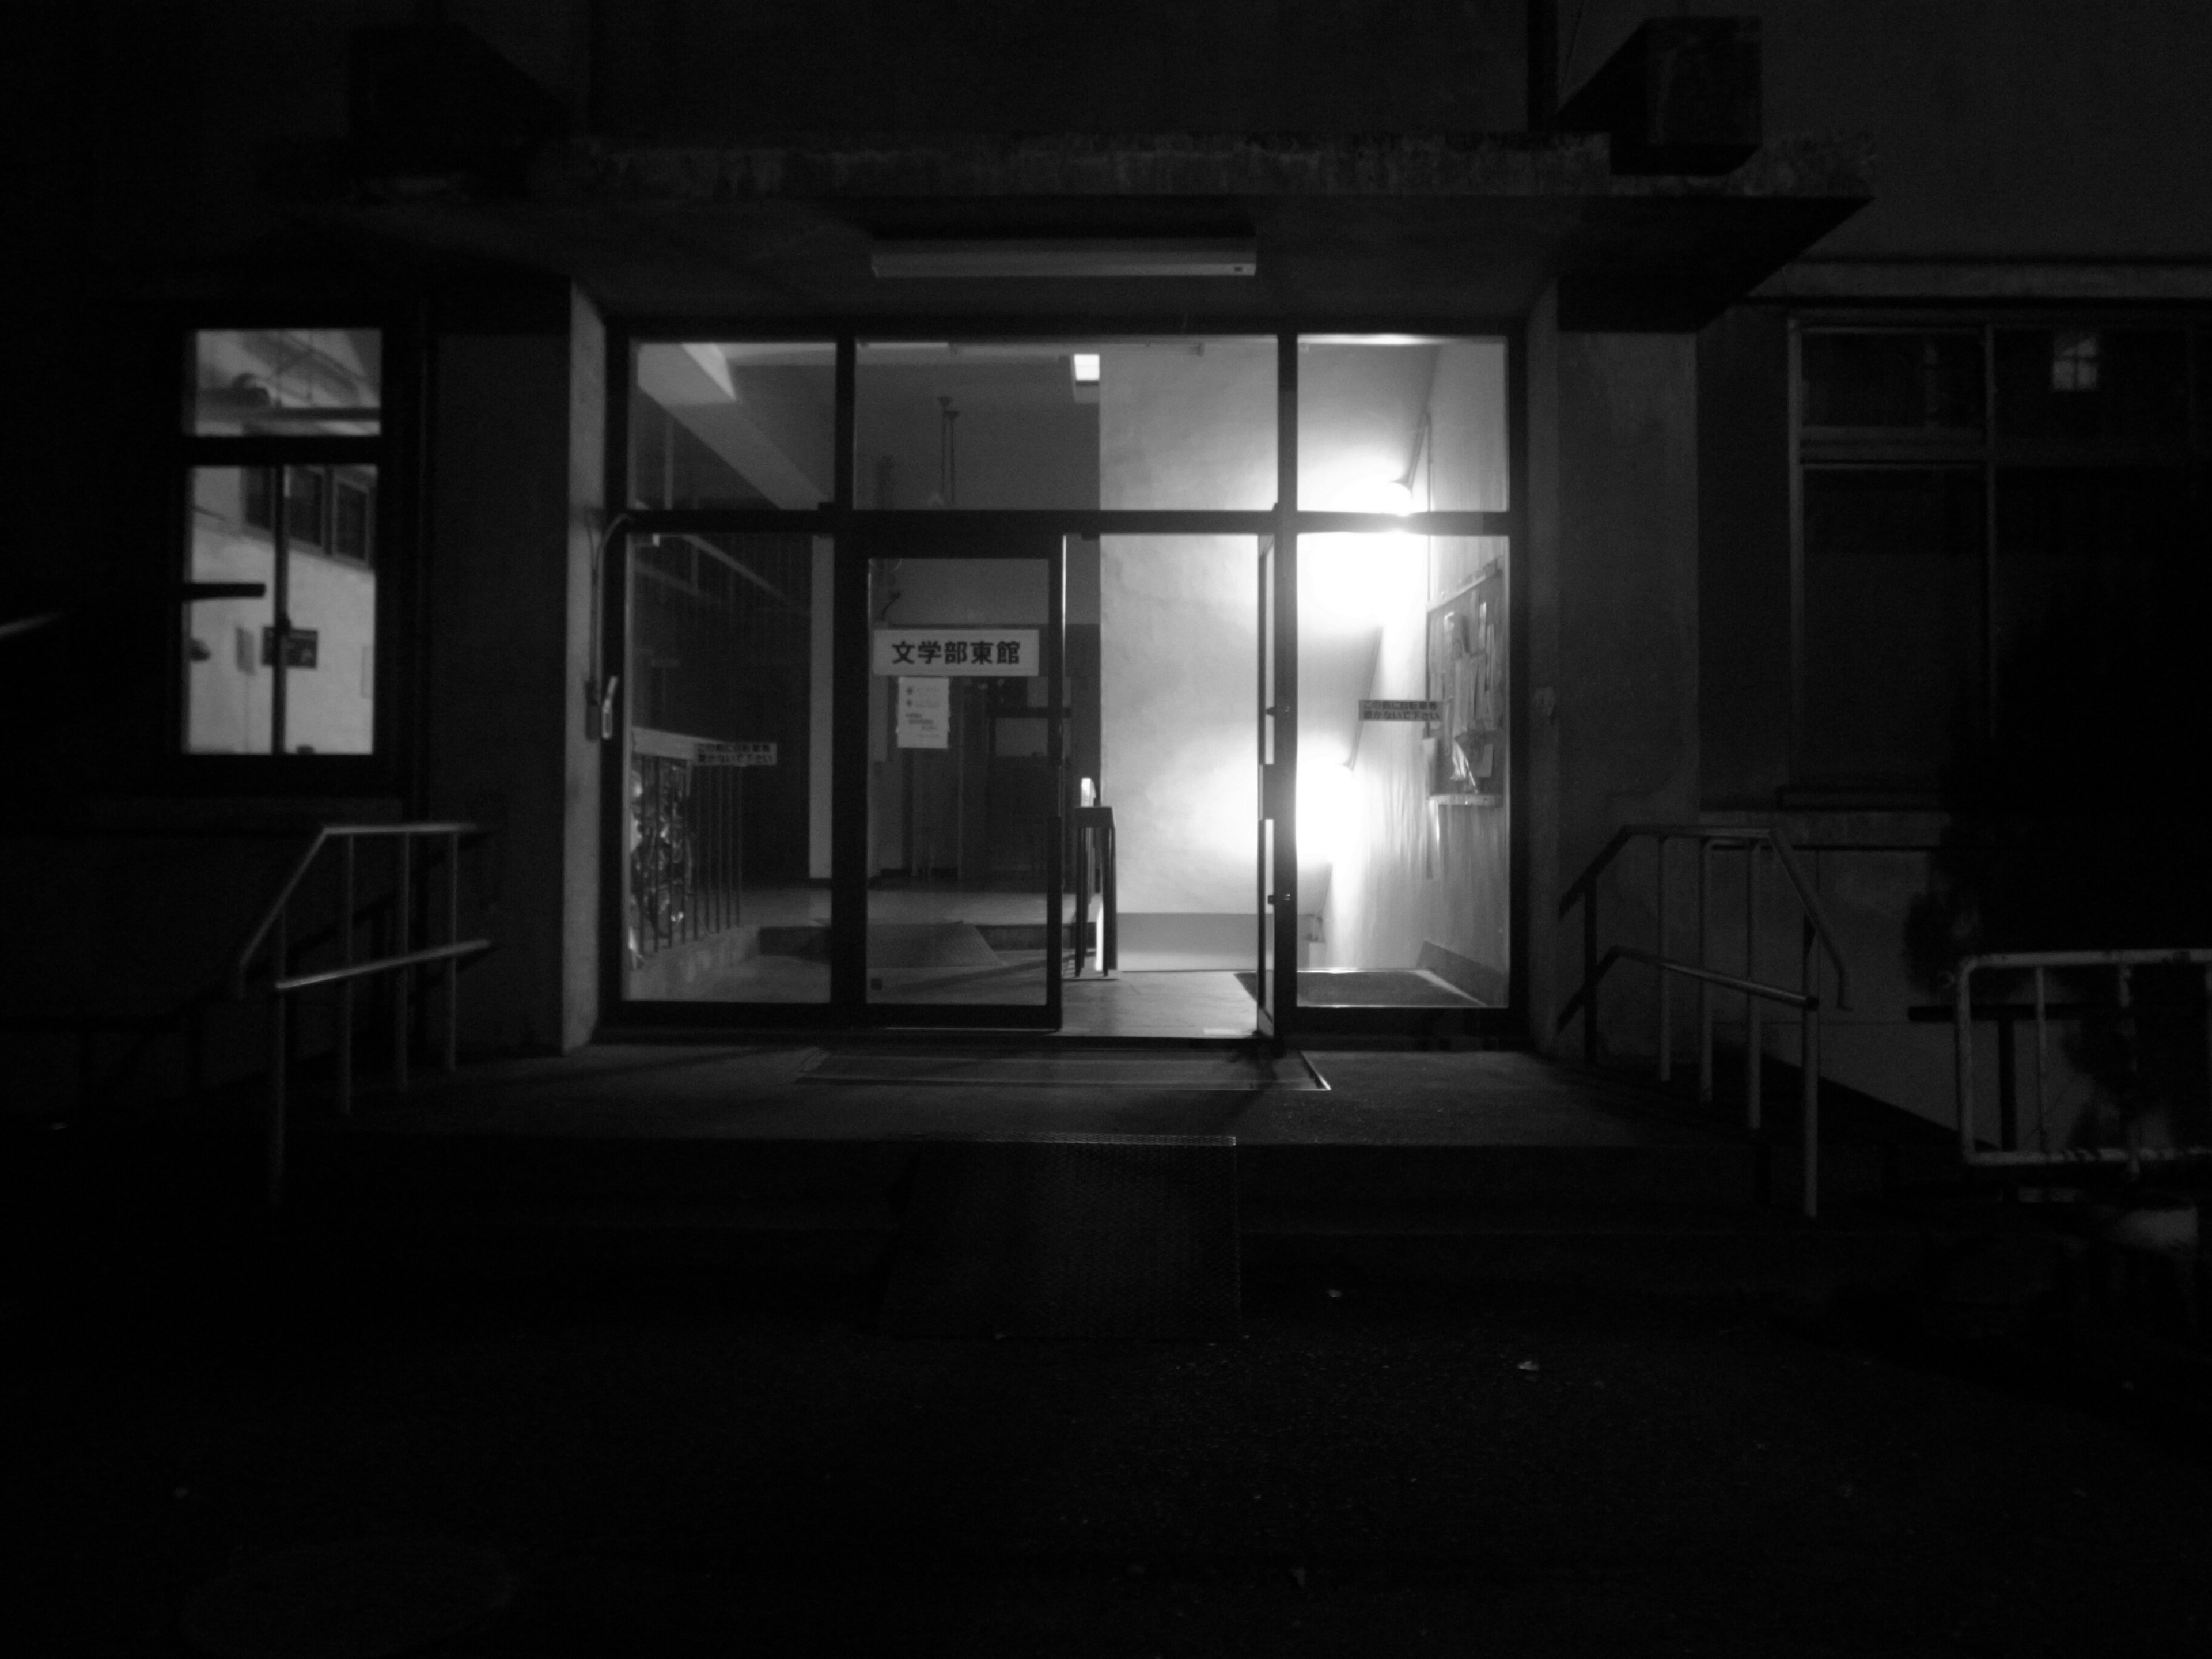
[836,522,1067,1029]
[594,320,1529,1046]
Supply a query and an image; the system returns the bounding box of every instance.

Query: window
[181,330,384,756]
[1794,321,2209,798]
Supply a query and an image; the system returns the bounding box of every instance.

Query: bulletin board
[1425,569,1505,805]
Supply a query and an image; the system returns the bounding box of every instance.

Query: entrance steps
[8,1046,1963,1306]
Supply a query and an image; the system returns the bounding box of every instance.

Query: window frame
[1788,310,2209,804]
[169,317,414,790]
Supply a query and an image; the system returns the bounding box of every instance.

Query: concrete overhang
[301,131,1872,330]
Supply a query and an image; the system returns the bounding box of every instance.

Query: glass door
[847,528,1066,1028]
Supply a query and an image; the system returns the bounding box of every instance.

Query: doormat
[1233,968,1481,1008]
[798,1047,1328,1092]
[878,1134,1240,1339]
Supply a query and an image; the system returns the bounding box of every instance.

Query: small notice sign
[261,627,319,669]
[896,677,950,749]
[873,628,1038,677]
[1359,699,1442,722]
[696,740,777,767]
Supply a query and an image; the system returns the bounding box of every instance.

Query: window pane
[631,342,834,509]
[1298,338,1509,511]
[190,329,381,436]
[1295,526,1508,1008]
[1994,328,2188,441]
[859,337,1275,510]
[1994,469,2199,794]
[1800,331,1983,431]
[1800,469,1984,786]
[184,468,277,753]
[624,532,831,1003]
[282,465,378,755]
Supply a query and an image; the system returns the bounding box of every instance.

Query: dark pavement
[11,1225,2212,1657]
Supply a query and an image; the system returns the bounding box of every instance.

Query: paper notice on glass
[896,676,950,749]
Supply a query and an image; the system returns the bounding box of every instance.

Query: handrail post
[393,834,412,1094]
[1656,836,1672,1084]
[444,829,460,1073]
[2033,965,2050,1154]
[336,836,355,1116]
[267,903,288,1206]
[1697,839,1713,1103]
[1955,961,1977,1160]
[1745,842,1762,1131]
[1801,1000,1820,1219]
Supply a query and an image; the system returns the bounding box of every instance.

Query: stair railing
[1952,947,2212,1171]
[234,821,490,1203]
[1559,824,1851,1217]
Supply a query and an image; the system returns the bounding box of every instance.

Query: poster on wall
[896,676,951,748]
[1425,567,1504,805]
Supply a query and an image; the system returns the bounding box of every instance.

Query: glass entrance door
[849,528,1066,1027]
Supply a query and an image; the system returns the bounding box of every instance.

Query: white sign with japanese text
[873,628,1039,677]
[896,677,950,748]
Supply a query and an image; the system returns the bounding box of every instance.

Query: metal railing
[234,821,490,1203]
[629,728,756,959]
[1559,824,1851,1217]
[1952,948,2212,1171]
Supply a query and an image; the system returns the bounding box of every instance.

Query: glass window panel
[858,337,1275,511]
[184,467,278,754]
[190,329,381,436]
[1800,331,1983,431]
[1800,468,1984,786]
[1994,469,2198,793]
[630,342,834,509]
[865,554,1052,1007]
[1297,338,1509,513]
[624,532,831,1002]
[183,465,377,756]
[1295,522,1508,1008]
[1994,328,2188,441]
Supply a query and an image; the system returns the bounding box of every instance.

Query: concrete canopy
[308,132,1870,328]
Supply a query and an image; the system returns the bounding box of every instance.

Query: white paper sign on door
[895,676,950,749]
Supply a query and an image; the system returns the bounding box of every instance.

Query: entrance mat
[879,1134,1240,1339]
[1233,968,1481,1008]
[798,1047,1327,1092]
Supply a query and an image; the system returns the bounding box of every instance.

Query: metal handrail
[1952,946,2212,1171]
[1560,823,1850,1008]
[1559,823,1851,1219]
[236,821,488,1204]
[235,820,478,996]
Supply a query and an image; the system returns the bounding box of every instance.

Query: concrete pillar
[1525,290,1701,1061]
[426,285,605,1054]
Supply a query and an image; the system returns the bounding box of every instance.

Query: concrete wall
[1562,0,2212,262]
[425,286,604,1055]
[594,1,1527,138]
[1528,299,1701,1062]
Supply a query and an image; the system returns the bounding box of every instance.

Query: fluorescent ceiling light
[872,240,1257,279]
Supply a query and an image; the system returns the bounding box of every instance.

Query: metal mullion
[1274,329,1299,1039]
[1787,319,1806,781]
[1983,321,1999,745]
